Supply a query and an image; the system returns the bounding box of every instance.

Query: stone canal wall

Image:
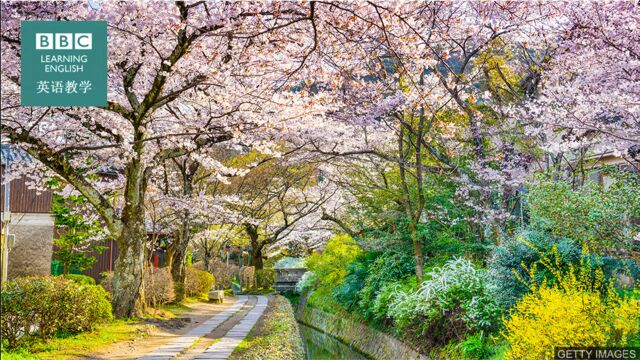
[295,303,428,360]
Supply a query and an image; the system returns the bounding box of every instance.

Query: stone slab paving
[138,296,248,360]
[194,296,268,360]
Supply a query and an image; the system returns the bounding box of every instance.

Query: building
[1,144,55,281]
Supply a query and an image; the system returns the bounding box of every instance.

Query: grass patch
[144,301,193,319]
[0,350,41,360]
[231,295,305,360]
[143,296,207,319]
[2,319,151,360]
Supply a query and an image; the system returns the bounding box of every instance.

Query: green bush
[66,283,112,333]
[371,276,416,321]
[332,254,372,310]
[185,267,215,297]
[295,271,315,294]
[63,274,96,285]
[356,252,415,319]
[457,331,495,360]
[306,235,360,292]
[487,228,580,309]
[332,251,415,320]
[488,228,640,310]
[255,269,276,289]
[51,194,107,275]
[527,171,640,250]
[387,258,500,347]
[1,276,112,348]
[305,235,361,312]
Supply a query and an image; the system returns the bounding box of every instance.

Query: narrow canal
[299,323,370,360]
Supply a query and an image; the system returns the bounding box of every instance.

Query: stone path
[174,297,258,360]
[138,296,249,360]
[138,295,269,360]
[194,296,268,360]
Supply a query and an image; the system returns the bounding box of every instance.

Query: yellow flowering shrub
[503,246,640,360]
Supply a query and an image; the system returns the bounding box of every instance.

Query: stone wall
[7,213,54,279]
[296,302,428,360]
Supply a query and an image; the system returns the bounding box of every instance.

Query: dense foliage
[488,229,640,310]
[63,274,97,285]
[255,269,276,290]
[185,268,215,297]
[503,254,640,359]
[304,235,361,312]
[387,259,501,348]
[296,171,640,357]
[334,251,415,319]
[1,276,112,348]
[51,194,106,275]
[527,172,640,250]
[487,229,581,309]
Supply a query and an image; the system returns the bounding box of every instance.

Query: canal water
[299,323,370,360]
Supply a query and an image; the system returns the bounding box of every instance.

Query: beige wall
[7,213,54,279]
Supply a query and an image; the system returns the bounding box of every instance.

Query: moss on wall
[297,304,428,360]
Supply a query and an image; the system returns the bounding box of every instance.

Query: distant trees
[219,155,334,270]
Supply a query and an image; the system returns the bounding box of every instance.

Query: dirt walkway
[87,299,238,360]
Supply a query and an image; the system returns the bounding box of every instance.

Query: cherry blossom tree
[519,1,640,176]
[147,147,253,301]
[269,1,553,280]
[0,1,320,316]
[217,154,335,270]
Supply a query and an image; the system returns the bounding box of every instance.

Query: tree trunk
[203,242,211,273]
[252,245,264,270]
[397,125,424,283]
[407,219,424,282]
[171,222,189,302]
[170,163,196,302]
[111,211,146,318]
[111,146,148,318]
[244,224,263,270]
[202,251,211,271]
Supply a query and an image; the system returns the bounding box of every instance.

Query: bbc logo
[35,33,92,50]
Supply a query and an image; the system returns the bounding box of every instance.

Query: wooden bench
[208,290,225,303]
